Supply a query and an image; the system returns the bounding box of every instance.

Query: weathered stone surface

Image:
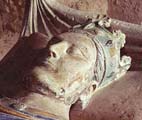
[58,0,108,14]
[108,0,142,24]
[0,0,24,60]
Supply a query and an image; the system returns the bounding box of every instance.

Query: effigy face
[32,32,97,106]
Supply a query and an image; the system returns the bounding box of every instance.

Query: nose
[50,41,69,59]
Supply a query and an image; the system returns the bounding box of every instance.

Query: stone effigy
[0,0,132,120]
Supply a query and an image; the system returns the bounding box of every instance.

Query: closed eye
[66,45,81,55]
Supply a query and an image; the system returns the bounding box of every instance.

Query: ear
[28,32,50,50]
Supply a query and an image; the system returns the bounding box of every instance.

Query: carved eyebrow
[78,47,88,59]
[68,44,88,60]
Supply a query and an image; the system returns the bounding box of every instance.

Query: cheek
[57,56,91,73]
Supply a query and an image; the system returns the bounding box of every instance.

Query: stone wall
[108,0,142,24]
[0,0,24,60]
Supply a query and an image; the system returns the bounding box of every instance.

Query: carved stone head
[32,31,98,107]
